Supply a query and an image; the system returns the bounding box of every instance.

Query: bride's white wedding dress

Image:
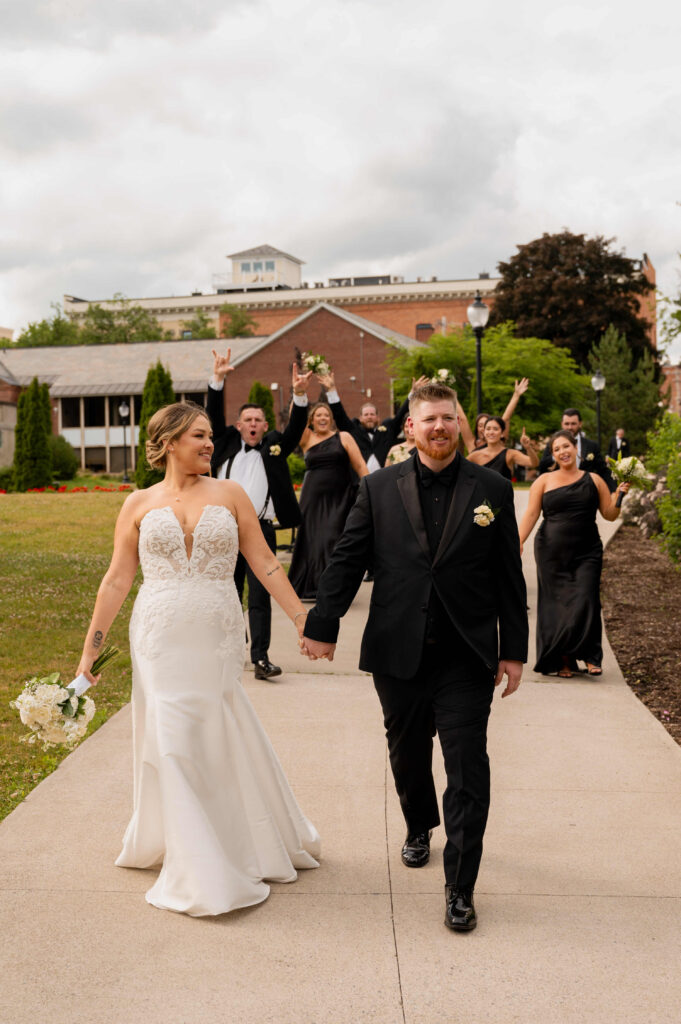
[115,504,320,916]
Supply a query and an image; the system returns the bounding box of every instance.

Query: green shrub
[13,378,52,490]
[646,412,681,565]
[248,381,275,431]
[49,434,80,480]
[135,361,175,489]
[0,466,15,490]
[287,452,306,484]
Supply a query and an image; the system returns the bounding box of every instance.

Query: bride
[77,401,320,916]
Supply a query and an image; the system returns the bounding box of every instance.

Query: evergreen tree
[588,325,664,454]
[13,377,53,489]
[220,303,257,338]
[40,382,52,436]
[135,361,176,489]
[247,381,275,430]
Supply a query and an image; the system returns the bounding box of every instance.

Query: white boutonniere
[586,452,594,461]
[269,444,281,456]
[473,501,499,527]
[377,425,387,432]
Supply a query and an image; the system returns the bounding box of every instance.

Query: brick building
[0,304,422,472]
[0,359,20,468]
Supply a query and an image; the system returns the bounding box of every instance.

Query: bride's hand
[294,610,308,646]
[75,654,101,686]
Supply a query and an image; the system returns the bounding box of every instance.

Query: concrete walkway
[2,492,680,1024]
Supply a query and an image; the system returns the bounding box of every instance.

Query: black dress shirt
[415,454,460,643]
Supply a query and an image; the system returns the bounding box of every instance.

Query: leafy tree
[135,361,176,489]
[588,325,664,454]
[220,303,257,338]
[388,323,592,441]
[180,309,217,340]
[14,303,81,347]
[49,435,79,479]
[491,231,655,367]
[247,381,275,430]
[80,293,164,345]
[646,413,681,565]
[13,377,52,489]
[659,251,681,354]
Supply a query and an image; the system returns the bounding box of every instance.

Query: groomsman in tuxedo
[207,349,312,679]
[537,407,614,490]
[302,382,528,931]
[607,428,631,460]
[318,371,428,472]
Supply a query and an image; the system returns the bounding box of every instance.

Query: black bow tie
[418,460,457,489]
[244,442,263,453]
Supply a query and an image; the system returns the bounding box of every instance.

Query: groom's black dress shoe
[444,885,477,931]
[401,831,432,868]
[254,659,282,680]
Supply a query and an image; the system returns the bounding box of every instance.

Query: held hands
[300,636,336,662]
[495,660,523,698]
[212,347,234,382]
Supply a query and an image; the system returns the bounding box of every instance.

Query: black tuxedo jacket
[206,385,307,528]
[607,437,630,460]
[538,433,614,491]
[329,397,409,467]
[305,455,528,679]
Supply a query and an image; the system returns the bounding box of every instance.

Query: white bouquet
[606,452,652,489]
[10,644,119,751]
[301,351,331,376]
[431,367,456,388]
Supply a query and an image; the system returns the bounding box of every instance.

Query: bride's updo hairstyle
[145,402,210,470]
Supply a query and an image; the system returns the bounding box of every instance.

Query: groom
[303,382,528,931]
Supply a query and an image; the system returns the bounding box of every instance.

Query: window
[83,396,105,427]
[182,330,193,339]
[61,397,80,428]
[265,260,275,271]
[240,262,251,272]
[183,392,207,407]
[253,261,263,271]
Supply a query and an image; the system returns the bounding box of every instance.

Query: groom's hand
[495,660,523,698]
[301,637,336,662]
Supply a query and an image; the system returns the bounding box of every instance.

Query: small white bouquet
[301,351,331,376]
[431,368,456,388]
[606,452,652,506]
[10,644,120,751]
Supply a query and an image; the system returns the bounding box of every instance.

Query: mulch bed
[602,525,681,745]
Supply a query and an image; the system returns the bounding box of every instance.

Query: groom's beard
[415,434,458,461]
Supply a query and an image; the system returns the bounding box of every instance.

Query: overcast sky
[1,0,680,359]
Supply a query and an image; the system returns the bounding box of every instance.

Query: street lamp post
[119,400,130,483]
[590,371,606,451]
[467,290,490,416]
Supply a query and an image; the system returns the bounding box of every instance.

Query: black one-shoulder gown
[534,473,603,673]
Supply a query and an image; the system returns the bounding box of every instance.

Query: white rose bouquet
[431,368,456,388]
[301,352,331,376]
[10,644,120,751]
[606,452,653,507]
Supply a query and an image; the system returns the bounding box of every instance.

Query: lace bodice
[131,505,244,662]
[138,505,239,581]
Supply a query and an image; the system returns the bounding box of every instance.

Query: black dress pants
[233,519,277,664]
[373,641,495,889]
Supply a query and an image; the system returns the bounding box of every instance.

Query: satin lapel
[433,461,477,566]
[396,460,430,560]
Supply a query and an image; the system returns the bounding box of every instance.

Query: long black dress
[534,473,603,673]
[289,434,356,600]
[476,449,512,480]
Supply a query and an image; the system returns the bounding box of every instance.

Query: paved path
[1,492,680,1023]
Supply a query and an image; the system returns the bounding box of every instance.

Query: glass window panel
[253,261,262,271]
[240,262,251,272]
[61,397,80,428]
[83,396,105,427]
[265,260,275,271]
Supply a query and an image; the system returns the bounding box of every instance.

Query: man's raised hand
[292,365,314,395]
[411,375,429,392]
[212,347,234,382]
[316,369,335,391]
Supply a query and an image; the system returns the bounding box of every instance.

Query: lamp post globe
[467,290,490,416]
[590,371,606,452]
[118,400,130,483]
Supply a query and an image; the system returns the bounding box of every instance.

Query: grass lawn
[0,492,138,821]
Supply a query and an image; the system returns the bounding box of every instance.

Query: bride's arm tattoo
[93,630,103,648]
[266,566,280,577]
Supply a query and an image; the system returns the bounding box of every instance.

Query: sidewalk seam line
[384,744,407,1024]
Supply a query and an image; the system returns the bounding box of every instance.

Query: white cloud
[0,0,679,362]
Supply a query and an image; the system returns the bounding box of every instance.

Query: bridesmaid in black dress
[289,402,368,600]
[467,416,538,479]
[518,430,629,677]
